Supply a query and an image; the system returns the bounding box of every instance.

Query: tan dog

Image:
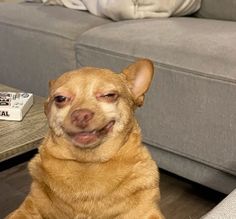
[6,59,165,219]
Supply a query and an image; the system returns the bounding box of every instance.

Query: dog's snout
[71,109,94,129]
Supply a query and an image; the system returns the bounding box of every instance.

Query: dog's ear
[44,79,55,117]
[122,59,154,107]
[49,79,56,90]
[44,99,49,117]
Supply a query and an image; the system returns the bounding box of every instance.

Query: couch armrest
[202,189,236,219]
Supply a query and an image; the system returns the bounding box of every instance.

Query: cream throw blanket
[41,0,202,21]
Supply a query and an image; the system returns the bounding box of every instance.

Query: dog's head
[44,59,154,159]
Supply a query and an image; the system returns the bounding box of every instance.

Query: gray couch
[0,0,236,195]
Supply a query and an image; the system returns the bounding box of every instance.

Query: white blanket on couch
[41,0,201,21]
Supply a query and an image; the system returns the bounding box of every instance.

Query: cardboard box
[0,92,33,121]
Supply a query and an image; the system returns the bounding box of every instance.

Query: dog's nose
[71,109,94,129]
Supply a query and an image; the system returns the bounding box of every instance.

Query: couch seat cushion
[77,17,236,80]
[76,17,236,176]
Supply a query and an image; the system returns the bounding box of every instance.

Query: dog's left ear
[122,59,154,107]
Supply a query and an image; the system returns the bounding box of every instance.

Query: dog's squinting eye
[97,92,119,103]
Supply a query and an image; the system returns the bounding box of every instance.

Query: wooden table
[0,84,48,162]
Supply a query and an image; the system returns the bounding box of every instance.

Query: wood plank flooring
[0,151,225,219]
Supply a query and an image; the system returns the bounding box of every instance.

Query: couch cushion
[77,18,236,81]
[0,2,110,96]
[195,0,236,21]
[76,17,236,176]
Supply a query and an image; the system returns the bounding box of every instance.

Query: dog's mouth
[66,120,115,148]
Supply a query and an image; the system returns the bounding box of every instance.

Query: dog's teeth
[92,130,97,134]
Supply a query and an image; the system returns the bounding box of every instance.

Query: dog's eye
[104,93,117,98]
[54,95,70,107]
[97,92,119,103]
[54,95,67,103]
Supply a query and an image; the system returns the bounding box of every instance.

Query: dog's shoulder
[28,154,43,181]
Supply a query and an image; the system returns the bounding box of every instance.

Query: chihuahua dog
[6,59,165,219]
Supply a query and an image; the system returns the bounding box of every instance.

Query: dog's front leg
[5,196,42,219]
[145,209,165,219]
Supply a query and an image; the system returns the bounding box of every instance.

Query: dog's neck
[40,118,143,163]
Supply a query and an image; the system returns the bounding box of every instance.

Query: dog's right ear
[122,59,154,107]
[44,79,55,117]
[44,99,50,117]
[49,79,56,90]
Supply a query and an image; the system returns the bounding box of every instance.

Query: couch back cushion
[196,0,236,21]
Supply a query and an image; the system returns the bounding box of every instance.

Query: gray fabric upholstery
[77,18,236,80]
[148,145,236,194]
[202,189,236,218]
[196,0,236,21]
[0,2,110,96]
[76,17,236,193]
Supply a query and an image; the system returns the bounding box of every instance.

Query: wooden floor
[0,151,225,219]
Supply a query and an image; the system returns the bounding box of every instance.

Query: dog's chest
[43,159,135,217]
